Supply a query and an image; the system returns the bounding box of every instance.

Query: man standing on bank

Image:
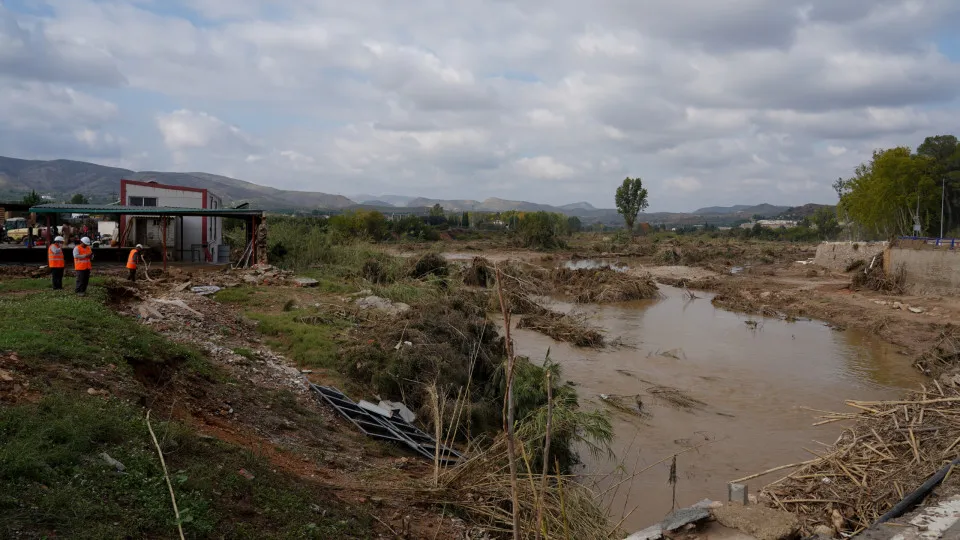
[73,236,93,295]
[126,244,144,282]
[48,236,65,290]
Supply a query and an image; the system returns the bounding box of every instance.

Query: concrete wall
[814,241,888,271]
[888,247,960,294]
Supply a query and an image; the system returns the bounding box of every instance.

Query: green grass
[0,276,108,293]
[249,311,350,369]
[214,286,257,304]
[0,394,375,539]
[0,288,205,372]
[370,280,443,304]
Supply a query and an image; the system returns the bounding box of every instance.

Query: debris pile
[409,435,611,539]
[761,386,960,535]
[516,311,604,348]
[851,258,906,294]
[551,267,660,303]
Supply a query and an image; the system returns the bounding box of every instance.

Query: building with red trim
[119,179,224,262]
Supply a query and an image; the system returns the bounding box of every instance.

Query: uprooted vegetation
[466,258,659,348]
[850,259,906,294]
[762,386,960,535]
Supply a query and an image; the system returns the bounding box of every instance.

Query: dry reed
[761,386,960,534]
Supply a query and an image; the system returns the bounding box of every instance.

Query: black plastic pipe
[873,458,960,525]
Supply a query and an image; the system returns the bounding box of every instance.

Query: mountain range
[0,156,823,225]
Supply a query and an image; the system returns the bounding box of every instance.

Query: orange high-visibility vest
[74,245,92,271]
[48,245,64,268]
[126,248,139,270]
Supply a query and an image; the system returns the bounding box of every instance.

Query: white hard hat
[81,237,91,245]
[135,244,143,250]
[54,236,64,243]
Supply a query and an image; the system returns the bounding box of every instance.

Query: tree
[21,190,41,207]
[838,147,937,238]
[614,177,649,231]
[70,193,89,204]
[916,135,960,233]
[811,207,841,240]
[429,203,444,217]
[461,211,470,228]
[566,216,582,233]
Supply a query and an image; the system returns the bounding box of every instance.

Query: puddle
[564,259,628,272]
[508,285,924,531]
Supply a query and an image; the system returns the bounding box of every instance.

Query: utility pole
[941,176,946,239]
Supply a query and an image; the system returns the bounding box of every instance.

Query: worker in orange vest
[127,244,144,282]
[73,236,94,296]
[48,236,65,290]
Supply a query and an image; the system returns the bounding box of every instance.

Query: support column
[162,217,168,271]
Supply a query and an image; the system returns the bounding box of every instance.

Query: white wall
[124,184,225,262]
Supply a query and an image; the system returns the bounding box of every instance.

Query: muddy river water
[507,283,925,531]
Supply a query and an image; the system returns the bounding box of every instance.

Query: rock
[100,452,126,472]
[760,291,772,300]
[238,468,255,480]
[0,369,13,382]
[692,499,722,510]
[712,505,799,540]
[892,302,904,310]
[908,306,924,313]
[661,507,710,532]
[293,277,319,288]
[355,295,411,315]
[190,285,221,296]
[812,524,834,538]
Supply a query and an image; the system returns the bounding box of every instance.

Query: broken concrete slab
[662,506,710,532]
[380,400,417,423]
[355,295,411,315]
[191,285,221,296]
[624,523,662,540]
[293,277,319,288]
[712,504,799,540]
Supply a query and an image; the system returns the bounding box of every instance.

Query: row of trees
[19,191,89,206]
[837,135,960,238]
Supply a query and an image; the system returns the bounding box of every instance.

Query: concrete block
[728,482,748,505]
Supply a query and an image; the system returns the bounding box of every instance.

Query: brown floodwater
[507,284,925,532]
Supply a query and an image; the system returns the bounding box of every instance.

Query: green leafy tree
[614,177,649,231]
[461,211,470,228]
[566,216,582,233]
[429,203,444,217]
[838,147,937,238]
[811,207,841,240]
[916,135,960,233]
[70,194,89,204]
[21,190,41,207]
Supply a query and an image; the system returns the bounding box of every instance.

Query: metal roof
[29,203,264,217]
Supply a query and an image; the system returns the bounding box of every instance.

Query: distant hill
[693,204,752,214]
[359,200,395,207]
[558,202,596,211]
[0,156,354,210]
[692,203,791,216]
[776,203,834,219]
[351,194,415,207]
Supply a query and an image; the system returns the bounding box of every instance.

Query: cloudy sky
[2,0,959,211]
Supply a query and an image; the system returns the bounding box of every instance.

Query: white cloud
[156,110,258,153]
[514,156,576,180]
[2,0,959,208]
[665,176,704,193]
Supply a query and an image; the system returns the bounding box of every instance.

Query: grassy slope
[0,280,375,539]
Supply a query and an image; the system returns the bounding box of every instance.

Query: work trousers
[128,268,137,282]
[75,270,90,294]
[51,268,64,290]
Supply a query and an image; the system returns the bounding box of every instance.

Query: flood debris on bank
[761,386,960,535]
[463,257,659,348]
[850,257,906,294]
